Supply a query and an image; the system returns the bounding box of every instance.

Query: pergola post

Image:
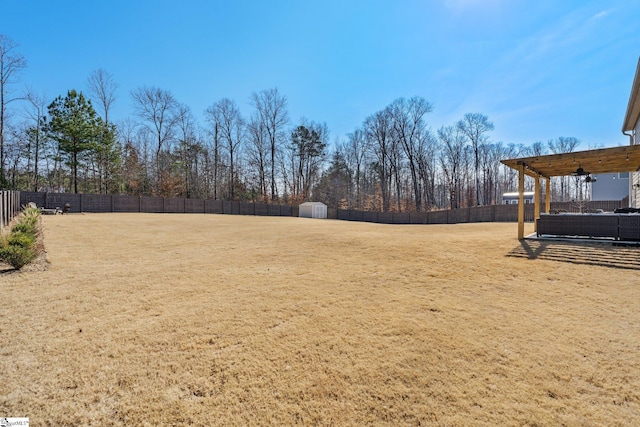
[534,176,541,232]
[518,163,525,240]
[545,177,551,213]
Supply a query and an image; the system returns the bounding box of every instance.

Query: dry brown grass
[1,213,640,426]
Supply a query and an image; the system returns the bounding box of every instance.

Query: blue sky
[3,0,640,149]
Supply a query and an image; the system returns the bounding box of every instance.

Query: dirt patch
[1,213,639,425]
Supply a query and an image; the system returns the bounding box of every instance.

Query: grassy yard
[1,213,639,425]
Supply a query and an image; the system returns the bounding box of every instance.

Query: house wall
[633,119,640,208]
[591,173,629,201]
[501,192,534,204]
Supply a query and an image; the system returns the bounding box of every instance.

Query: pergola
[501,144,640,239]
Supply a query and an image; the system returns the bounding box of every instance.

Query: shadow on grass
[507,239,640,270]
[0,265,18,275]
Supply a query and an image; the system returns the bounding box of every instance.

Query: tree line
[1,34,588,211]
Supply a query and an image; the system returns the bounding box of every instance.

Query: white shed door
[314,205,324,218]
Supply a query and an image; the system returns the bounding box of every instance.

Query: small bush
[7,231,36,248]
[23,206,41,217]
[0,244,35,269]
[12,221,37,235]
[0,207,41,269]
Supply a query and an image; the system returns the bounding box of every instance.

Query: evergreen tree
[45,90,104,193]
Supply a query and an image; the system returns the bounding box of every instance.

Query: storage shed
[299,202,327,219]
[502,192,534,205]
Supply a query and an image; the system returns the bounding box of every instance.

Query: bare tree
[175,103,199,197]
[548,136,580,201]
[364,108,395,211]
[204,109,222,200]
[131,86,178,195]
[0,34,27,186]
[389,97,433,211]
[457,113,494,205]
[206,98,245,200]
[87,68,118,125]
[250,88,288,202]
[86,70,120,193]
[438,126,463,208]
[246,113,269,201]
[22,89,48,191]
[344,128,370,209]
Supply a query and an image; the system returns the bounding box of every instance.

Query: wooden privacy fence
[0,190,21,231]
[19,192,624,225]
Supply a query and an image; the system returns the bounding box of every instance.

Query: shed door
[314,205,324,218]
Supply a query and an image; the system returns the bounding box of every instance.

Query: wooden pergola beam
[502,145,640,179]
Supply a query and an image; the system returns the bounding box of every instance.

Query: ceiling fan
[572,164,590,176]
[572,163,596,183]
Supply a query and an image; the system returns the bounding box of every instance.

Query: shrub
[0,207,41,270]
[7,231,36,248]
[23,206,40,218]
[12,221,37,236]
[0,244,35,269]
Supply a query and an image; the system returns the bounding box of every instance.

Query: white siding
[633,119,640,208]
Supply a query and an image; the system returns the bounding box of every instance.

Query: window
[619,172,630,179]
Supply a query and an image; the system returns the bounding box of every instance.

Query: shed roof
[501,144,640,179]
[623,57,640,132]
[300,201,326,206]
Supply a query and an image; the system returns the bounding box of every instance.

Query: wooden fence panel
[221,201,239,214]
[281,205,293,217]
[349,210,364,222]
[426,210,447,224]
[20,191,46,208]
[469,205,495,222]
[239,202,255,215]
[205,199,223,213]
[164,198,185,213]
[337,209,349,220]
[113,195,140,212]
[265,204,279,216]
[393,212,411,224]
[255,203,270,216]
[549,200,622,213]
[410,212,427,224]
[377,212,393,224]
[185,198,205,213]
[363,211,378,223]
[494,205,517,222]
[448,208,469,224]
[140,197,163,213]
[82,194,112,213]
[46,193,82,212]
